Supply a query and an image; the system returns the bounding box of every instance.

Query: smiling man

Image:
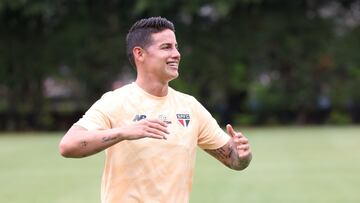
[59,17,252,203]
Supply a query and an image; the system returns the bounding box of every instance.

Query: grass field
[0,126,359,203]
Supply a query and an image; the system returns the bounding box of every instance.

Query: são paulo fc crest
[176,113,190,127]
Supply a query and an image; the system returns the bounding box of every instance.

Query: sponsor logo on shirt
[159,114,172,124]
[133,114,147,122]
[176,113,190,127]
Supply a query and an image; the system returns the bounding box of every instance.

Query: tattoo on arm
[205,141,250,170]
[210,145,233,160]
[101,136,118,143]
[76,135,118,158]
[78,138,107,157]
[80,140,88,148]
[80,135,118,147]
[205,142,236,168]
[79,140,90,157]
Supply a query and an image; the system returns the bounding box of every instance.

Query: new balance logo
[133,114,147,121]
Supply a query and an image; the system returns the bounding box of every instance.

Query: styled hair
[126,16,175,67]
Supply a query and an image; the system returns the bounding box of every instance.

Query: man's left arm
[205,124,252,170]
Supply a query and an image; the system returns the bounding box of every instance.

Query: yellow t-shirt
[75,82,230,203]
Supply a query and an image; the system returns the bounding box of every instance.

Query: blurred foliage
[0,0,360,130]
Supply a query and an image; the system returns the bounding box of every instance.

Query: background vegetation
[1,0,360,130]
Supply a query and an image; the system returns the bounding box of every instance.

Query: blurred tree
[0,0,359,130]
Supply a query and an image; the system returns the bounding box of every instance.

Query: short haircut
[126,16,175,67]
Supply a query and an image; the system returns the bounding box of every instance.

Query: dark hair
[126,17,175,67]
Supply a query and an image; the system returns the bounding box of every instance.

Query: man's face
[142,29,181,82]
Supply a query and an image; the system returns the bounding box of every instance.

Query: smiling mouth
[167,62,179,68]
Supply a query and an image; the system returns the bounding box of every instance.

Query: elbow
[59,140,76,158]
[59,126,88,158]
[58,141,70,158]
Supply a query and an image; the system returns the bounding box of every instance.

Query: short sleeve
[74,92,117,130]
[194,99,230,150]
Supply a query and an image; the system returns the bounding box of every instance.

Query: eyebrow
[159,42,178,48]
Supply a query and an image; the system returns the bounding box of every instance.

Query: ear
[133,46,145,63]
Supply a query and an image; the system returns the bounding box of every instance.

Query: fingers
[234,137,251,158]
[235,136,248,143]
[140,119,169,139]
[144,126,169,139]
[236,143,250,151]
[227,124,251,158]
[146,118,168,128]
[233,137,249,152]
[145,119,169,132]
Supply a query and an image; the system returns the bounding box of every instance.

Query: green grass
[1,126,359,203]
[192,126,360,203]
[0,133,103,203]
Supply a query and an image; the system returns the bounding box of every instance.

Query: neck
[135,78,169,97]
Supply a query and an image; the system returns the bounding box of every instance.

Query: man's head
[126,17,175,67]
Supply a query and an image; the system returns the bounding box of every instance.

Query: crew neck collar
[132,82,170,100]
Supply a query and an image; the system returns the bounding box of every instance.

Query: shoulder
[92,83,134,109]
[111,83,134,95]
[101,83,134,99]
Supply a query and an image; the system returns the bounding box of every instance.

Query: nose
[172,48,181,60]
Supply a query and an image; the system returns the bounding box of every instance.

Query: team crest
[176,113,190,127]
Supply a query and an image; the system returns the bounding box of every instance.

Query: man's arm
[59,119,169,158]
[205,124,252,170]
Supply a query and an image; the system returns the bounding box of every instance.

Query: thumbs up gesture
[226,124,252,160]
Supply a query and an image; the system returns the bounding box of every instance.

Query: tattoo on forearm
[78,137,107,158]
[206,141,250,170]
[101,136,118,143]
[80,140,87,148]
[212,146,232,160]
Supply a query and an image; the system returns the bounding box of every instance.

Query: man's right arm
[59,119,169,158]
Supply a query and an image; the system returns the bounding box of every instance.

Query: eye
[161,45,171,50]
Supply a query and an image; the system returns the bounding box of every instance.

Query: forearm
[59,125,124,158]
[205,140,252,171]
[59,119,169,158]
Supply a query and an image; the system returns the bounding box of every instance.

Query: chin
[173,71,179,78]
[167,69,179,77]
[167,73,179,81]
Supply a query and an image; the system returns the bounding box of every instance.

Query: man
[59,16,252,203]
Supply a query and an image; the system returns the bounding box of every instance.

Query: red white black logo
[176,114,190,127]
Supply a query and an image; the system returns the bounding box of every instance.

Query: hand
[226,124,251,160]
[119,119,170,140]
